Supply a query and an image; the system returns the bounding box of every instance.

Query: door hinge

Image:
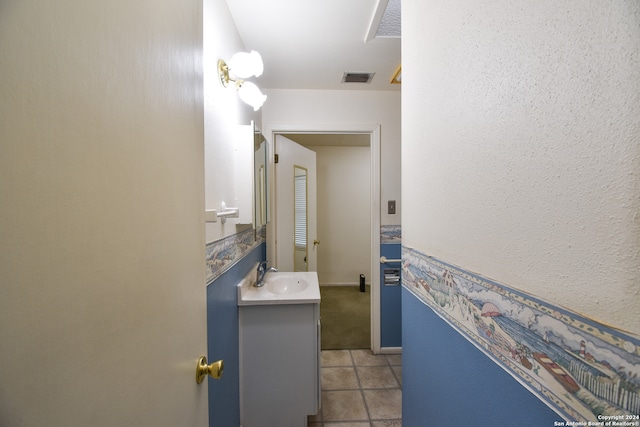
[274,153,279,164]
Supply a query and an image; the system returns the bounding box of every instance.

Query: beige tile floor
[308,350,402,427]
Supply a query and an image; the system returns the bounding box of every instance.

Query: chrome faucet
[256,261,277,287]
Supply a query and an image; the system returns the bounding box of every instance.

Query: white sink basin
[265,274,309,295]
[238,268,320,306]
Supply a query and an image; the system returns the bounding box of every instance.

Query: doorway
[265,124,382,353]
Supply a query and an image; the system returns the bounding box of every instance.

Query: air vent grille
[342,72,375,84]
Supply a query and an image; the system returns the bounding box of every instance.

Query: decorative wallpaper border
[402,246,640,422]
[205,226,264,285]
[381,225,401,244]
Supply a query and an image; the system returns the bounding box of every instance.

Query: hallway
[309,349,402,426]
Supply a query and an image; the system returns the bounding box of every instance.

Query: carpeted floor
[320,286,370,350]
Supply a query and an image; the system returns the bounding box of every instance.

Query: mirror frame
[253,124,269,232]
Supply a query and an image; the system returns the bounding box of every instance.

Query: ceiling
[225,0,401,92]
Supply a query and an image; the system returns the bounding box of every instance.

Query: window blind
[294,174,306,248]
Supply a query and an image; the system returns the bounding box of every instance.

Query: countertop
[237,267,320,306]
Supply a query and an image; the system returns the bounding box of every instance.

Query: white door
[0,1,209,425]
[275,135,318,272]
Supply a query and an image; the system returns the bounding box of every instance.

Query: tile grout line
[386,354,402,388]
[350,350,374,426]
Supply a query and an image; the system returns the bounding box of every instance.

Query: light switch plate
[388,200,396,214]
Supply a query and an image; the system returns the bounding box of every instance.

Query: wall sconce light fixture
[218,50,267,111]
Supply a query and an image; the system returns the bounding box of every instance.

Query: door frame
[264,123,382,353]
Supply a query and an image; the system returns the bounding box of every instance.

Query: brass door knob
[313,239,320,246]
[196,356,224,384]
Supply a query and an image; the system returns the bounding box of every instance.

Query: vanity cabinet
[239,302,320,427]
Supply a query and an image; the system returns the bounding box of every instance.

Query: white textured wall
[262,89,401,225]
[402,0,640,333]
[308,145,371,285]
[204,0,260,243]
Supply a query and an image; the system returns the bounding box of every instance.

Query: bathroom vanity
[237,268,321,427]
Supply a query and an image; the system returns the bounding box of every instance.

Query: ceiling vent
[342,72,375,84]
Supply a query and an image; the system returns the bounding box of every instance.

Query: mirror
[293,166,307,272]
[254,128,268,227]
[227,121,268,235]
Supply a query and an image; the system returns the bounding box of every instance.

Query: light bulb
[237,81,267,111]
[228,50,264,79]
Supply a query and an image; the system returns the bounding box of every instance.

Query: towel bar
[205,202,239,224]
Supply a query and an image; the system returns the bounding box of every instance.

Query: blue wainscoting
[402,287,560,427]
[401,246,640,424]
[206,242,265,427]
[380,243,402,348]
